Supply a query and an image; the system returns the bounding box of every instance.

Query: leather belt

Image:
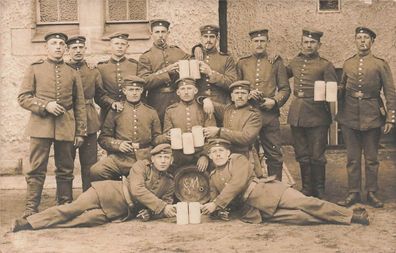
[158,87,175,93]
[241,176,277,202]
[346,89,379,99]
[85,98,94,105]
[293,89,314,98]
[129,142,151,149]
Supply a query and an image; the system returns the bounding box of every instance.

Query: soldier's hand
[136,209,151,222]
[196,156,209,172]
[164,63,179,73]
[249,90,263,101]
[163,204,176,218]
[261,98,276,110]
[111,101,124,112]
[119,141,134,153]
[384,123,394,134]
[165,131,171,141]
[203,98,214,117]
[203,126,220,138]
[45,101,66,116]
[201,202,217,215]
[74,136,84,148]
[194,46,204,61]
[199,62,212,75]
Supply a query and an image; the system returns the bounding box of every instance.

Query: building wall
[227,0,396,126]
[0,0,218,145]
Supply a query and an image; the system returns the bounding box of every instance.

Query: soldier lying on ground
[201,139,370,226]
[11,144,176,232]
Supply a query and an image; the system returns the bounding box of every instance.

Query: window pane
[39,0,58,22]
[59,0,78,21]
[319,0,339,11]
[128,0,146,20]
[108,0,128,21]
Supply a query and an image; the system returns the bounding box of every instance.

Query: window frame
[36,0,80,25]
[317,0,341,13]
[105,0,148,24]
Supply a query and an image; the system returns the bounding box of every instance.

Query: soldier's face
[209,146,231,167]
[110,38,129,57]
[231,89,249,108]
[176,84,198,102]
[301,36,321,56]
[123,86,143,103]
[355,33,373,52]
[251,36,269,54]
[152,153,173,171]
[151,26,169,46]
[68,43,86,62]
[46,38,66,60]
[200,34,218,50]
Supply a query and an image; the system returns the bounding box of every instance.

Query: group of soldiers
[11,19,395,232]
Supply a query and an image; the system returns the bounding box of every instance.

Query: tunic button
[116,63,120,66]
[360,59,363,62]
[300,79,303,82]
[257,59,261,62]
[256,83,259,86]
[117,68,120,71]
[256,69,259,71]
[134,132,137,134]
[206,79,209,82]
[256,79,259,81]
[303,64,306,67]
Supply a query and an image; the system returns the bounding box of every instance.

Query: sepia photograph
[0,0,395,252]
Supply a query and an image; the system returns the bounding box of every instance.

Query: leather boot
[23,182,43,218]
[56,180,73,205]
[351,207,369,225]
[11,218,32,232]
[367,192,384,208]
[312,164,325,199]
[299,163,313,196]
[81,166,92,192]
[337,192,361,207]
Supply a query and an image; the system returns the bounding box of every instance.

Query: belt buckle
[204,89,212,96]
[131,143,140,149]
[356,91,364,99]
[298,91,304,97]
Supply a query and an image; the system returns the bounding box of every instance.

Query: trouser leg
[362,128,381,192]
[277,188,353,224]
[24,138,52,217]
[340,125,363,193]
[90,154,136,181]
[54,209,108,228]
[268,208,325,225]
[291,126,313,196]
[259,118,283,180]
[26,187,102,229]
[54,140,75,205]
[78,133,98,191]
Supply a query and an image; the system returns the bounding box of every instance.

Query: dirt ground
[1,146,395,253]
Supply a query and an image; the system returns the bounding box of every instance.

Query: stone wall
[228,0,396,125]
[0,0,218,147]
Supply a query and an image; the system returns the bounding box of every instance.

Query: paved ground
[1,146,395,253]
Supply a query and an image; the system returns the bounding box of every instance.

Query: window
[103,0,150,40]
[317,0,341,13]
[33,0,79,42]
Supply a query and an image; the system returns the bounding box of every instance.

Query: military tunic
[209,154,353,225]
[97,56,139,120]
[90,101,163,181]
[195,47,237,105]
[18,58,87,189]
[163,100,216,169]
[68,60,109,191]
[336,53,396,193]
[237,54,290,178]
[26,160,175,229]
[138,44,190,123]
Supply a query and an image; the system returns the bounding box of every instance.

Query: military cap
[150,143,172,155]
[176,78,196,87]
[200,24,220,35]
[355,26,376,39]
[44,32,68,42]
[122,75,146,88]
[302,28,323,41]
[249,28,269,39]
[230,80,251,92]
[66,35,86,46]
[150,19,171,30]
[108,32,129,40]
[208,138,231,150]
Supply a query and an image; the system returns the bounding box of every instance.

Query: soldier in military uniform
[138,19,190,124]
[66,35,109,191]
[286,29,338,198]
[11,144,176,232]
[203,81,263,176]
[90,76,163,181]
[163,78,216,172]
[336,27,396,208]
[236,29,290,180]
[17,32,87,217]
[201,139,370,226]
[192,25,237,107]
[97,32,139,122]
